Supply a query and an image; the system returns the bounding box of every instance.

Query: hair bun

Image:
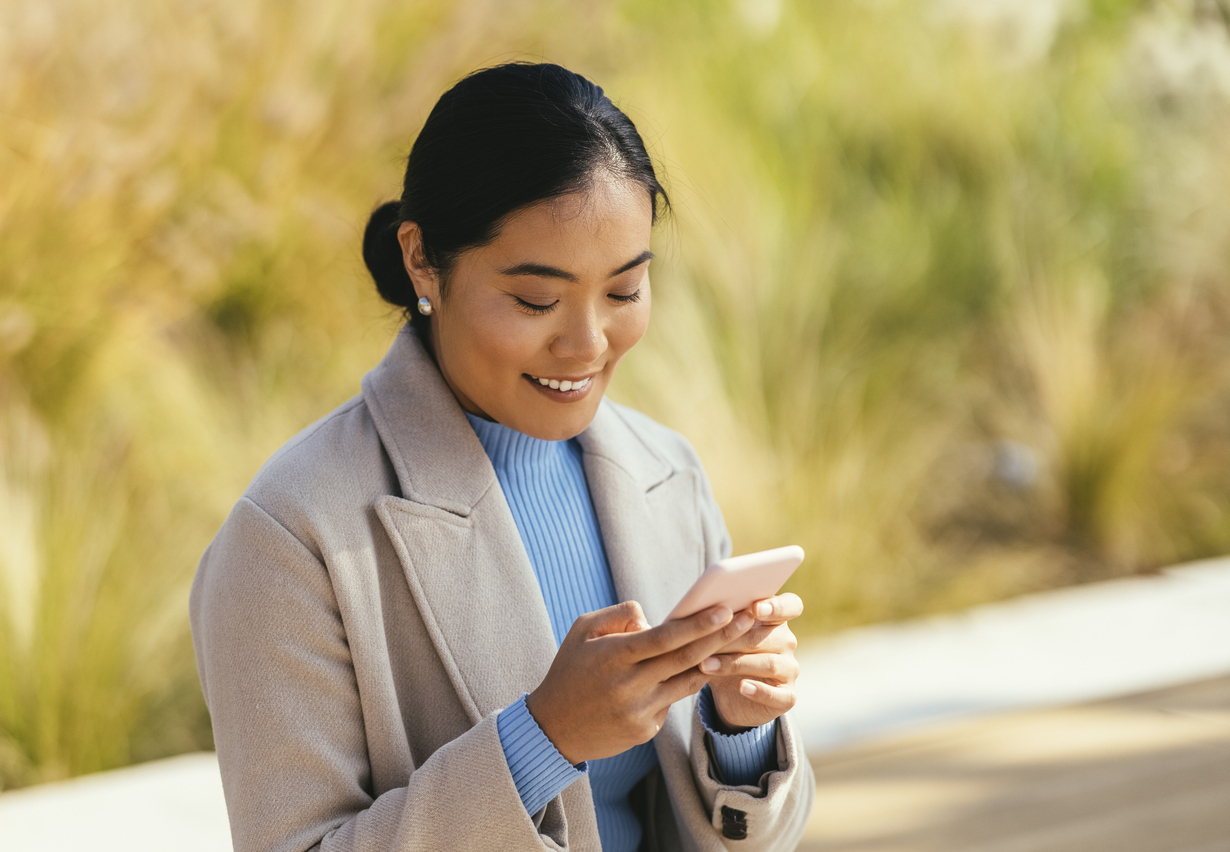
[362,201,415,308]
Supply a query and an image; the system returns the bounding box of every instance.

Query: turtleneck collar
[465,412,570,472]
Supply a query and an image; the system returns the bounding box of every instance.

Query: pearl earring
[417,296,433,316]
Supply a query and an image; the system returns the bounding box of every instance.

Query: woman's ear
[396,221,440,305]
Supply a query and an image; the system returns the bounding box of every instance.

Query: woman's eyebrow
[499,250,655,282]
[610,250,655,277]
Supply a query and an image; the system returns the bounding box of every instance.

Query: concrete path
[793,556,1230,752]
[798,675,1230,851]
[0,752,230,851]
[2,556,1228,850]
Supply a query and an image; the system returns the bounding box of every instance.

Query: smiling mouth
[525,374,595,392]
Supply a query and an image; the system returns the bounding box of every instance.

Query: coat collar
[361,324,673,511]
[360,325,494,516]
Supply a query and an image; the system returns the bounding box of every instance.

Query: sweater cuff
[697,684,778,787]
[497,694,587,816]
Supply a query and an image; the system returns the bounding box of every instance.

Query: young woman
[190,62,814,852]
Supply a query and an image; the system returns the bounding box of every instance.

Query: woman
[190,62,814,852]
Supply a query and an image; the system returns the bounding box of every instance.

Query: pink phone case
[665,545,805,621]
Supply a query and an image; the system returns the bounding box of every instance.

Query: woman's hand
[526,600,755,764]
[699,593,803,732]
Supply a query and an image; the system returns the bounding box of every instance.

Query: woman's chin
[518,414,596,442]
[506,398,602,442]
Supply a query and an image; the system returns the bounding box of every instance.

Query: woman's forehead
[478,180,654,277]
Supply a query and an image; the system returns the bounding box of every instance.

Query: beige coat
[190,325,815,852]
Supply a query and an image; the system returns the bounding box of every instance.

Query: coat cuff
[697,684,779,787]
[497,693,588,817]
[690,701,815,846]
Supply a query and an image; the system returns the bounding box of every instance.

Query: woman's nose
[550,305,606,363]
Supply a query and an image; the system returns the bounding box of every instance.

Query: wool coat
[189,325,815,851]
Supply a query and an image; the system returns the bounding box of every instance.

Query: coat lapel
[363,327,557,724]
[577,404,708,625]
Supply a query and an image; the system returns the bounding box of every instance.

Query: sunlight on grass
[1,0,1229,788]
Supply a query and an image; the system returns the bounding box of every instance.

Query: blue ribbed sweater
[466,414,776,852]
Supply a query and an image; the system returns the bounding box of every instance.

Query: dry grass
[1,0,1229,787]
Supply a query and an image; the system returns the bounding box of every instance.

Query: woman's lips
[523,373,597,401]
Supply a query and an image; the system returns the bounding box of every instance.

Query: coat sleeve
[189,497,577,852]
[675,456,817,851]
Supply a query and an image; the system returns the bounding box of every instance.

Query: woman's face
[399,175,654,441]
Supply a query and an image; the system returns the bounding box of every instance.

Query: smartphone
[665,545,805,622]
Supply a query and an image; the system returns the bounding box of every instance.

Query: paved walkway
[0,752,230,852]
[2,557,1228,850]
[798,675,1230,851]
[793,557,1230,751]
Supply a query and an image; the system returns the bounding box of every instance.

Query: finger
[576,600,650,640]
[712,623,775,655]
[620,605,734,662]
[713,622,797,656]
[749,593,804,624]
[654,665,712,707]
[698,652,798,684]
[642,610,756,681]
[735,679,797,715]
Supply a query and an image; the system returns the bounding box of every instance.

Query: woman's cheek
[468,301,541,370]
[613,295,652,356]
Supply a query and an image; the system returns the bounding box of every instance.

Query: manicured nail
[700,657,720,673]
[739,680,757,697]
[756,601,772,619]
[709,607,732,626]
[734,613,754,631]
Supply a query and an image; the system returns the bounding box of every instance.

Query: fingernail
[700,657,720,673]
[709,607,732,626]
[756,602,772,619]
[734,613,754,631]
[739,680,757,696]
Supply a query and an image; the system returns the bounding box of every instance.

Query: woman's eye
[514,297,558,314]
[609,289,642,304]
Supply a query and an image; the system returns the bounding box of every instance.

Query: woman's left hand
[699,593,803,731]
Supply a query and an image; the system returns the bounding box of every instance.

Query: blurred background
[2,0,1229,807]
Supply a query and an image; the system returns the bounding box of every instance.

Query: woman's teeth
[530,375,591,392]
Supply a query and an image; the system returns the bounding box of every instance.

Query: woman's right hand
[525,601,755,764]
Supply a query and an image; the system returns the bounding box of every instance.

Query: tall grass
[616,0,1230,620]
[1,0,1229,787]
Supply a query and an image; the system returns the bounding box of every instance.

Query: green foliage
[1,0,1229,788]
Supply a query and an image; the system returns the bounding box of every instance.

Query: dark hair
[362,62,669,334]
